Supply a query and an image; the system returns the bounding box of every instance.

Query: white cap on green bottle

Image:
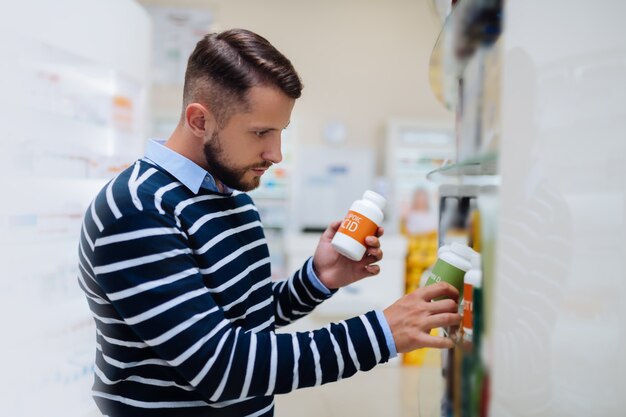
[450,242,476,261]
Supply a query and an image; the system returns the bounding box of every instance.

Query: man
[78,29,460,417]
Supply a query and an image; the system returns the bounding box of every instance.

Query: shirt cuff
[375,309,398,359]
[305,257,331,296]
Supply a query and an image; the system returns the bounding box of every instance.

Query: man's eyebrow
[250,121,291,131]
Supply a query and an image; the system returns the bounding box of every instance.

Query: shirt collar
[144,139,232,195]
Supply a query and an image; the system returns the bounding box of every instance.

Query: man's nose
[263,134,283,164]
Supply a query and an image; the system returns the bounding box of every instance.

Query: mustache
[250,161,273,170]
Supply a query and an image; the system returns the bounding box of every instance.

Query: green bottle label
[425,258,466,297]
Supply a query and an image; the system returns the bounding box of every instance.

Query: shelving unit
[422,1,503,416]
[429,0,502,110]
[426,151,499,183]
[422,1,626,417]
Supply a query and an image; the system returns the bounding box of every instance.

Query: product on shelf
[402,230,439,366]
[439,192,479,247]
[425,242,477,298]
[462,253,482,341]
[426,192,490,416]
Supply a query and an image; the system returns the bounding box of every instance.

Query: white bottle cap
[470,252,482,269]
[438,244,451,257]
[363,190,387,210]
[450,242,476,262]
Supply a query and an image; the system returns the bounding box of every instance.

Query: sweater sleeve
[92,211,391,405]
[272,258,337,327]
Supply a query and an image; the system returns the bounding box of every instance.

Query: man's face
[203,85,294,192]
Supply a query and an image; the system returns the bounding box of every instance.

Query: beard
[203,130,272,192]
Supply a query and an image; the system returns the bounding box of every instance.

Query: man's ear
[184,103,216,138]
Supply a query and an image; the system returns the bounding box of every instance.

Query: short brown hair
[182,28,303,126]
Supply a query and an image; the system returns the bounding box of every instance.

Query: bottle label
[337,210,378,246]
[462,282,474,331]
[425,258,466,297]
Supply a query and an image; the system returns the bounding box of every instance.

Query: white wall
[0,1,151,416]
[491,1,626,416]
[139,0,453,171]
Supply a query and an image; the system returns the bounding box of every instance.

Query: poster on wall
[1,39,145,180]
[0,17,149,415]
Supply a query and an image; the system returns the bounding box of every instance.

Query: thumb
[322,220,342,241]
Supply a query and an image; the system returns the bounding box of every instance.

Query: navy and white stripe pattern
[79,159,391,416]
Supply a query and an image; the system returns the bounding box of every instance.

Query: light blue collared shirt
[144,139,233,194]
[143,139,397,358]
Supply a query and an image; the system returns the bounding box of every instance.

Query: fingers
[364,226,384,247]
[364,236,383,263]
[417,333,456,349]
[364,247,383,262]
[322,221,343,240]
[425,312,462,329]
[363,247,382,275]
[362,228,384,263]
[330,220,342,231]
[428,298,458,314]
[365,264,380,275]
[420,282,459,302]
[364,235,380,248]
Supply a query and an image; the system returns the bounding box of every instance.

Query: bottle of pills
[462,253,482,341]
[425,242,476,297]
[331,190,386,261]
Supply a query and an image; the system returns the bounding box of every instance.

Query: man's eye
[255,130,269,137]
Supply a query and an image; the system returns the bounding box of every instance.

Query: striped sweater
[78,157,391,417]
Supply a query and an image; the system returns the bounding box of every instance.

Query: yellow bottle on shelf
[403,235,439,367]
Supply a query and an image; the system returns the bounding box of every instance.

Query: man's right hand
[383,282,461,353]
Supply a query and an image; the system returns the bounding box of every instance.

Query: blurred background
[0,0,625,416]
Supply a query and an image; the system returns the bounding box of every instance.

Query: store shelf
[426,150,499,185]
[429,0,503,110]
